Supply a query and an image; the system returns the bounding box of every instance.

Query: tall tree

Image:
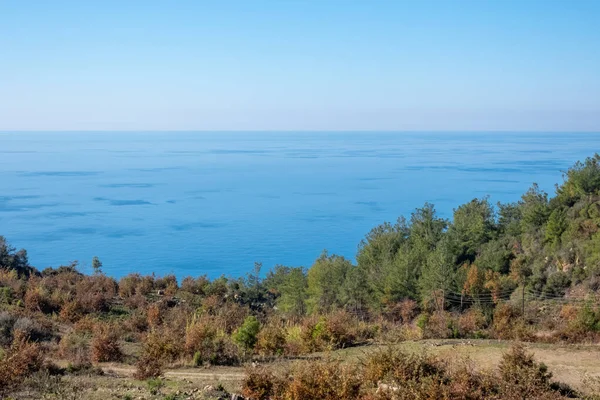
[448,197,496,265]
[306,251,352,314]
[356,217,409,301]
[418,238,456,310]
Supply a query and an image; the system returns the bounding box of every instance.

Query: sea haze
[1,132,598,278]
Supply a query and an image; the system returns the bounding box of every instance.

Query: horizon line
[2,129,600,134]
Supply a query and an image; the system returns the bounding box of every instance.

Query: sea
[1,132,599,279]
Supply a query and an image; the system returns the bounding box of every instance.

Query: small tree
[233,316,260,357]
[92,256,102,275]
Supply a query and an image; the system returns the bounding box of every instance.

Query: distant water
[1,132,599,278]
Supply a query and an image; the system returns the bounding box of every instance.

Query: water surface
[1,132,598,278]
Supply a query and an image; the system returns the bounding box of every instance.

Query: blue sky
[1,0,599,131]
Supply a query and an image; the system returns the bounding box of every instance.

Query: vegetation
[242,343,575,400]
[2,154,600,397]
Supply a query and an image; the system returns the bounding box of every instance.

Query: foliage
[233,315,261,353]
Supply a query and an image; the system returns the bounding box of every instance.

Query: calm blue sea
[1,132,599,279]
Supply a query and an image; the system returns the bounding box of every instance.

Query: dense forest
[2,154,600,398]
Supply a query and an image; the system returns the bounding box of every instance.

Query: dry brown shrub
[458,307,487,337]
[119,273,154,298]
[73,274,117,313]
[121,309,149,338]
[363,347,444,385]
[255,322,286,357]
[498,343,564,399]
[399,299,419,323]
[155,274,178,296]
[137,275,155,295]
[147,303,162,328]
[24,286,56,314]
[423,311,455,339]
[73,315,99,335]
[243,359,362,400]
[559,304,579,322]
[377,320,422,343]
[59,300,83,323]
[185,316,217,355]
[185,315,240,365]
[123,293,148,309]
[135,328,184,379]
[319,310,358,348]
[493,302,521,339]
[90,324,123,363]
[242,367,285,400]
[118,273,140,298]
[0,330,45,390]
[241,344,572,400]
[180,275,210,295]
[201,294,223,315]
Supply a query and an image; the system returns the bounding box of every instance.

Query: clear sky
[1,0,599,131]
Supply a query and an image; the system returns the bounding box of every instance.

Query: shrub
[416,312,429,331]
[59,332,91,368]
[0,311,16,346]
[134,330,183,379]
[255,323,286,357]
[458,307,487,337]
[493,302,521,339]
[243,359,362,400]
[73,315,99,335]
[0,330,45,390]
[233,316,261,354]
[241,344,570,400]
[59,300,83,323]
[498,343,559,399]
[319,310,359,348]
[24,286,57,314]
[363,347,444,385]
[147,304,162,328]
[242,367,281,400]
[399,299,419,323]
[185,317,240,366]
[192,351,202,367]
[377,320,422,343]
[90,325,123,363]
[423,311,456,339]
[146,377,164,395]
[13,316,52,342]
[284,325,304,356]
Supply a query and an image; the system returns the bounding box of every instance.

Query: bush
[493,302,521,339]
[185,314,239,366]
[24,286,57,314]
[59,300,83,323]
[134,330,183,379]
[90,325,123,363]
[233,316,260,354]
[243,359,361,400]
[255,323,286,357]
[59,332,91,368]
[13,316,52,342]
[241,343,571,400]
[363,347,444,385]
[0,330,45,391]
[458,307,487,337]
[498,343,560,399]
[423,311,456,339]
[0,311,16,346]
